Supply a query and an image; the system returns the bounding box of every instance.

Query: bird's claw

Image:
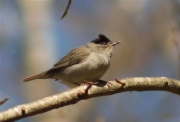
[115,79,125,88]
[81,80,94,94]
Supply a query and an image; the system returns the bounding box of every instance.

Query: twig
[0,77,180,122]
[60,0,72,19]
[0,98,9,106]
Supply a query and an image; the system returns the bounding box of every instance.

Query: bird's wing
[22,46,90,82]
[49,46,90,71]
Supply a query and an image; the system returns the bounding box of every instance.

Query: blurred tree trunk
[18,1,59,121]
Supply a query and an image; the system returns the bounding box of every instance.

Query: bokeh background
[1,0,180,122]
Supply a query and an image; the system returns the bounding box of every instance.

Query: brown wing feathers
[22,46,90,82]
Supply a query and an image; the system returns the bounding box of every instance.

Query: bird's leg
[81,80,94,94]
[81,79,115,94]
[76,80,93,100]
[81,79,109,94]
[82,80,95,85]
[115,79,125,88]
[83,79,112,88]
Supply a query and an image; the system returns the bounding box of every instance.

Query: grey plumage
[22,34,121,88]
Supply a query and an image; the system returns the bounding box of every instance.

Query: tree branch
[0,98,9,106]
[0,77,180,122]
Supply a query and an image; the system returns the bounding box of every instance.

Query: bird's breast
[56,52,111,87]
[86,52,110,69]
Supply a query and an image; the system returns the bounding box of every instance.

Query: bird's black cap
[92,34,111,44]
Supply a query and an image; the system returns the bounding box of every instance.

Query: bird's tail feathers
[22,72,46,82]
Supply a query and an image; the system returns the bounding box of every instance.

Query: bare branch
[61,0,72,19]
[0,77,180,122]
[0,98,9,106]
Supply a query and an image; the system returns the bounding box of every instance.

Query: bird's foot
[115,79,125,88]
[82,80,95,85]
[81,79,114,94]
[82,80,94,94]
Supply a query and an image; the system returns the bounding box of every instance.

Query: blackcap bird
[22,34,121,88]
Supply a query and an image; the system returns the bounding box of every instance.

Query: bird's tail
[22,72,46,82]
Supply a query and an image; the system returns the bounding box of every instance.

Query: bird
[22,34,121,88]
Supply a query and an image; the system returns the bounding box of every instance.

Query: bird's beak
[112,41,121,46]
